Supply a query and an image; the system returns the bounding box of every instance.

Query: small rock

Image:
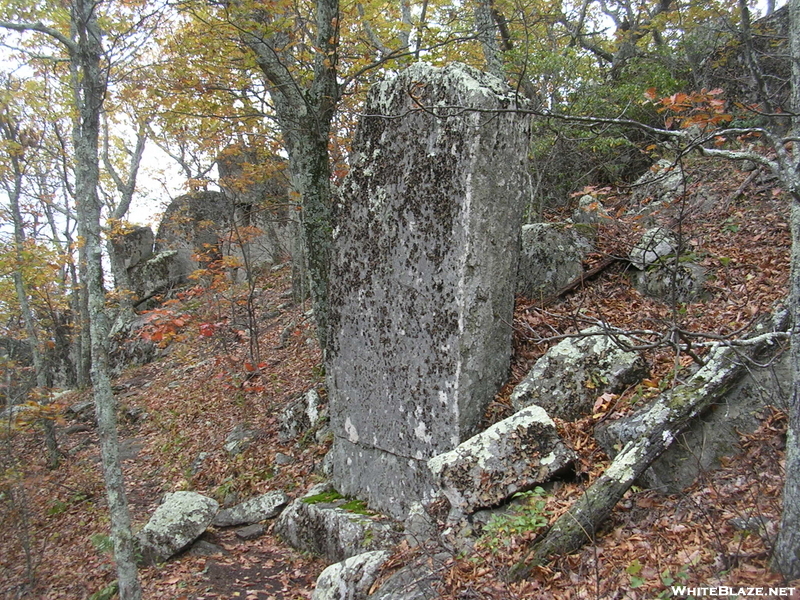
[212,491,289,527]
[136,491,219,565]
[428,405,575,515]
[235,524,265,541]
[189,540,227,556]
[312,551,391,600]
[630,227,677,270]
[274,452,294,466]
[224,423,259,455]
[190,452,210,476]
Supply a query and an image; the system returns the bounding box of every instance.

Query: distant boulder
[517,223,592,299]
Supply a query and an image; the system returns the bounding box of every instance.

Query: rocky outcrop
[327,62,532,519]
[629,227,677,270]
[428,405,575,515]
[511,327,648,420]
[517,223,593,299]
[628,160,684,217]
[136,491,219,565]
[275,485,399,563]
[312,551,391,600]
[212,491,289,527]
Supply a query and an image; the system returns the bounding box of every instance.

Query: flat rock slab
[235,524,265,541]
[275,486,399,563]
[312,550,391,600]
[511,327,648,421]
[328,61,532,519]
[428,405,576,514]
[137,491,219,565]
[212,490,289,527]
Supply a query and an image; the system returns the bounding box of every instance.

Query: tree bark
[510,323,787,581]
[234,0,339,351]
[70,0,142,596]
[773,0,800,579]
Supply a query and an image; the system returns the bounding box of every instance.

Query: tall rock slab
[327,63,532,519]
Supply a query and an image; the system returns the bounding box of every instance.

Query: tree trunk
[71,0,142,596]
[773,0,800,580]
[2,111,61,469]
[511,326,787,581]
[234,0,339,351]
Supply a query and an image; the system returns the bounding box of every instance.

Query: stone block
[428,405,575,514]
[327,62,532,519]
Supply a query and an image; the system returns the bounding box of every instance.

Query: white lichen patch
[345,417,359,444]
[604,441,645,483]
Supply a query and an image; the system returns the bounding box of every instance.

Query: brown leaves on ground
[1,157,798,599]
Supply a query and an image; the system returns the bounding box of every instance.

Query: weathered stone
[511,327,648,420]
[224,423,259,455]
[629,160,684,218]
[517,222,593,298]
[189,539,227,556]
[128,250,187,301]
[136,491,219,565]
[629,227,678,270]
[403,503,438,548]
[596,351,789,493]
[366,552,450,600]
[633,261,706,304]
[280,387,327,443]
[212,491,289,527]
[572,195,610,228]
[109,225,154,272]
[235,524,265,540]
[312,551,391,600]
[428,405,575,514]
[275,484,400,562]
[327,62,532,520]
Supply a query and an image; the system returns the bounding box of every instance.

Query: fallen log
[535,256,620,309]
[509,312,788,581]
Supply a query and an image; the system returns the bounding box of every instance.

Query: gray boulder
[366,552,450,600]
[275,485,399,562]
[629,160,684,217]
[633,262,706,304]
[312,551,391,600]
[136,491,218,565]
[224,423,260,455]
[517,223,593,299]
[511,327,648,420]
[629,227,677,270]
[212,490,289,527]
[427,405,575,514]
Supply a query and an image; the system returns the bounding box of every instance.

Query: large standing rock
[428,405,575,514]
[136,491,218,565]
[327,62,532,519]
[517,223,593,298]
[511,327,648,420]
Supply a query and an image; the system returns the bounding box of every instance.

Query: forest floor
[2,157,800,599]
